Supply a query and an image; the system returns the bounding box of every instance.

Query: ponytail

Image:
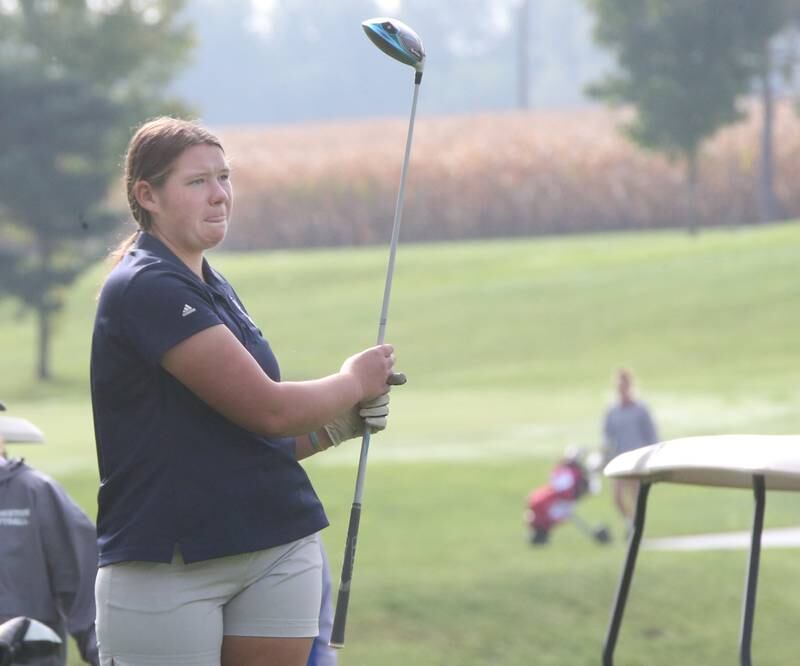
[99,230,140,298]
[109,231,140,267]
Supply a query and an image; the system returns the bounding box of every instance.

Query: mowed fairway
[1,223,799,664]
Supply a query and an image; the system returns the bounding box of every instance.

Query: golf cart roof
[604,434,800,491]
[0,416,45,444]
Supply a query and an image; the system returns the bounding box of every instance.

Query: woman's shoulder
[101,251,204,306]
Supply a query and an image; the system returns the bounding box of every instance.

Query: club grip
[330,503,362,649]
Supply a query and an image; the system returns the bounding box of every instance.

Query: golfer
[601,368,659,530]
[91,117,397,666]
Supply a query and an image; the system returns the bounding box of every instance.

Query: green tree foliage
[0,66,118,380]
[0,0,193,380]
[584,0,765,232]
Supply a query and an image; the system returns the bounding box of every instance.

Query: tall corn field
[217,104,800,250]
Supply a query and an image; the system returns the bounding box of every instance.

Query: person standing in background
[307,544,337,666]
[601,369,659,530]
[0,403,100,666]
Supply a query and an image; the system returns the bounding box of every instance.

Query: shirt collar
[135,232,221,288]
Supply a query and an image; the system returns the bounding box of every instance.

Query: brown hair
[110,117,224,264]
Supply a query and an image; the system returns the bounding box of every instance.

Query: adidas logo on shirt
[182,304,196,317]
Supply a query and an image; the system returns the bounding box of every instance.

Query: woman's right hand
[340,344,395,402]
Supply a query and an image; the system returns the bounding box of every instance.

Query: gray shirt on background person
[603,401,659,462]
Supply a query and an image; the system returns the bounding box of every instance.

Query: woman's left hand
[323,393,394,446]
[359,393,390,431]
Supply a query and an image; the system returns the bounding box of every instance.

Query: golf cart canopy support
[601,434,800,666]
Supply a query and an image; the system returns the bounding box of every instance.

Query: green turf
[1,222,799,664]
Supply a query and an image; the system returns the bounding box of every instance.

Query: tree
[585,0,762,233]
[0,1,193,380]
[740,0,800,224]
[0,66,118,379]
[517,0,530,109]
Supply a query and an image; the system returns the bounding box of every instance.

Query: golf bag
[0,617,61,666]
[524,449,610,545]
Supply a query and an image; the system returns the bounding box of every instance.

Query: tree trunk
[37,304,51,381]
[685,151,699,235]
[517,0,530,109]
[35,235,52,381]
[757,42,779,224]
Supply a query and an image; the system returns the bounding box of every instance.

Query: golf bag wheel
[594,526,612,544]
[530,528,550,546]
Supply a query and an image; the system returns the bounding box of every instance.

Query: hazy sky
[172,0,612,125]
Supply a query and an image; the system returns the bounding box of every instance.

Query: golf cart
[602,434,800,666]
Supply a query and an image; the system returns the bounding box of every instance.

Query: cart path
[645,526,800,551]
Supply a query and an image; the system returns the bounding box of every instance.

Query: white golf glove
[359,392,390,430]
[323,393,391,447]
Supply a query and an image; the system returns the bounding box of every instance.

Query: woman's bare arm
[161,324,393,437]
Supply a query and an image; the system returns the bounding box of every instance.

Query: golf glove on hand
[323,393,391,446]
[359,392,390,430]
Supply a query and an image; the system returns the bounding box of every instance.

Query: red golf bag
[524,450,610,545]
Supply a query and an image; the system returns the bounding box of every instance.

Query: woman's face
[146,143,233,255]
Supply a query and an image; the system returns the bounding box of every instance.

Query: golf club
[330,17,425,650]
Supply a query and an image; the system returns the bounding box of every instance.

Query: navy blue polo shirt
[90,232,328,565]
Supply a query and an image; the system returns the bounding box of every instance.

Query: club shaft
[329,502,361,649]
[331,76,422,650]
[377,77,421,347]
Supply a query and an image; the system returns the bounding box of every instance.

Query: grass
[1,222,799,664]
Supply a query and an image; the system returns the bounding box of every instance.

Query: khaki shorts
[95,533,322,666]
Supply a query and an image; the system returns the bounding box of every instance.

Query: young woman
[91,117,397,666]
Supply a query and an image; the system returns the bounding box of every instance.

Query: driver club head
[362,17,425,72]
